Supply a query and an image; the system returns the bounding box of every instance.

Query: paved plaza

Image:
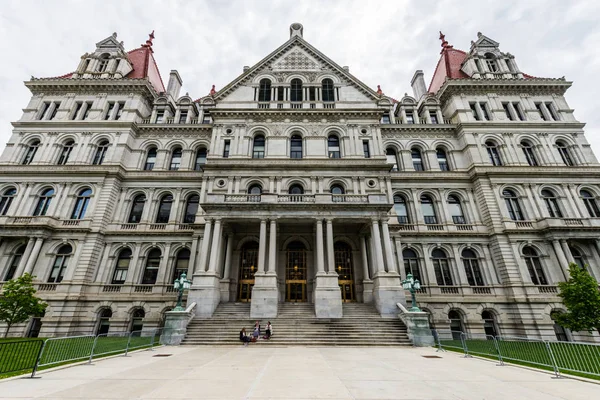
[1,346,599,399]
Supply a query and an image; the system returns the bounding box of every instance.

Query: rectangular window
[82,102,92,120]
[156,110,165,123]
[115,102,125,120]
[38,102,50,120]
[71,102,83,120]
[381,112,390,124]
[277,87,284,101]
[469,103,480,121]
[363,141,370,158]
[513,102,525,121]
[105,102,115,120]
[202,112,212,124]
[405,110,414,124]
[429,111,438,124]
[480,102,491,121]
[502,103,513,120]
[309,87,316,101]
[535,103,547,121]
[48,102,60,120]
[223,140,230,158]
[546,102,559,121]
[178,110,188,124]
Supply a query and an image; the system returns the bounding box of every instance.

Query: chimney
[411,70,427,100]
[167,70,183,99]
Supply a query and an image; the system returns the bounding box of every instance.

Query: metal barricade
[547,340,600,378]
[88,331,130,363]
[461,333,501,363]
[34,335,95,375]
[125,329,160,355]
[0,339,44,376]
[495,336,559,377]
[434,330,467,353]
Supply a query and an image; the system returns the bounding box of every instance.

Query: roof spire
[439,31,453,53]
[146,30,155,47]
[209,84,216,96]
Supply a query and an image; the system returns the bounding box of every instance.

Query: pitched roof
[428,33,469,94]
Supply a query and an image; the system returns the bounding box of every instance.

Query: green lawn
[439,338,600,380]
[0,333,161,379]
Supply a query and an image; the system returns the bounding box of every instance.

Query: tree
[555,263,600,333]
[0,273,47,338]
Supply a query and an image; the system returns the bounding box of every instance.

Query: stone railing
[277,194,316,203]
[110,222,197,232]
[390,222,486,234]
[415,285,502,296]
[0,216,92,230]
[505,218,600,231]
[93,284,178,296]
[140,117,201,124]
[206,193,389,206]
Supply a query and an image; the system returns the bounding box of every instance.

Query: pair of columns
[368,218,397,277]
[314,219,334,274]
[13,237,45,278]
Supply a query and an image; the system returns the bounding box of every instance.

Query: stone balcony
[0,216,92,231]
[389,222,487,235]
[105,222,198,233]
[413,284,560,298]
[503,217,600,232]
[205,193,389,207]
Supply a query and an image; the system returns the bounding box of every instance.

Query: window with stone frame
[141,248,161,285]
[0,187,16,216]
[112,248,132,284]
[48,245,72,283]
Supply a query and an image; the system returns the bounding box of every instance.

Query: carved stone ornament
[272,50,321,71]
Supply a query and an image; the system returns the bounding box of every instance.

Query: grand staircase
[181,302,411,346]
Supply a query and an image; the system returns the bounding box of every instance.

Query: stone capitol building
[0,23,599,343]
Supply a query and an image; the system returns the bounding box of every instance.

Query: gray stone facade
[0,25,599,342]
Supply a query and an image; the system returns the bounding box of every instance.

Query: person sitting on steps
[240,327,251,346]
[264,321,272,339]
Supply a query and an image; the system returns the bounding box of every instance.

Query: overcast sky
[1,0,599,155]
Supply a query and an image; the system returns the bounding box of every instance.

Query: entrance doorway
[335,242,355,302]
[286,241,307,302]
[238,241,259,302]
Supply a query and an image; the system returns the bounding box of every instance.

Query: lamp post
[173,272,192,311]
[401,273,421,312]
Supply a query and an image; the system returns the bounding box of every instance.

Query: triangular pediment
[214,36,380,102]
[472,33,499,50]
[95,33,125,52]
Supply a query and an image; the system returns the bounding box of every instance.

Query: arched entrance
[286,241,307,302]
[334,242,355,302]
[238,241,259,302]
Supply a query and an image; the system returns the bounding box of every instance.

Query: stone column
[381,219,397,274]
[188,235,200,276]
[14,237,36,278]
[23,237,44,275]
[196,219,212,273]
[360,236,373,303]
[220,234,234,302]
[326,219,335,273]
[551,239,570,280]
[394,238,404,277]
[560,240,574,264]
[370,219,386,275]
[315,219,325,274]
[207,219,222,273]
[250,219,278,318]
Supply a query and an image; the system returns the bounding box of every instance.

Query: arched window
[331,185,345,195]
[57,140,75,165]
[33,188,55,216]
[550,311,570,342]
[0,187,17,216]
[420,195,437,224]
[112,248,132,284]
[144,147,157,171]
[411,148,424,171]
[169,147,182,170]
[253,135,265,159]
[521,140,538,166]
[432,249,453,286]
[322,78,335,102]
[97,308,112,335]
[194,148,207,171]
[141,248,162,284]
[580,190,600,218]
[155,194,173,223]
[448,310,464,338]
[436,148,449,171]
[48,244,72,283]
[541,189,563,218]
[403,248,422,283]
[462,249,484,286]
[556,141,574,166]
[128,194,146,223]
[93,140,109,165]
[386,148,398,171]
[71,188,92,219]
[97,53,109,72]
[173,248,190,282]
[183,194,199,223]
[328,135,340,158]
[569,246,586,270]
[485,141,503,166]
[448,195,466,224]
[502,189,524,221]
[522,246,548,285]
[290,134,302,159]
[290,78,302,102]
[331,184,345,202]
[289,184,304,195]
[248,184,262,201]
[484,53,498,72]
[482,310,498,337]
[4,244,26,281]
[258,79,271,102]
[393,195,409,224]
[22,140,40,165]
[130,309,145,332]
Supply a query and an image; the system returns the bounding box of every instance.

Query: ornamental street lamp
[173,272,192,311]
[401,273,421,312]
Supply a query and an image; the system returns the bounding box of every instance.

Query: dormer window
[484,53,498,72]
[381,112,391,124]
[156,110,165,123]
[258,79,271,102]
[322,79,334,102]
[178,110,188,124]
[429,111,438,124]
[405,110,414,124]
[97,54,109,73]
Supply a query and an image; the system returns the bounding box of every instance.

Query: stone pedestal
[373,272,406,317]
[219,279,231,302]
[362,279,374,304]
[314,273,343,318]
[187,272,221,318]
[250,273,278,318]
[397,305,435,347]
[161,310,193,345]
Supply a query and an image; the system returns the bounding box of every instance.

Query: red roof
[428,35,469,93]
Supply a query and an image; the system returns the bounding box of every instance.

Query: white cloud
[1,0,599,154]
